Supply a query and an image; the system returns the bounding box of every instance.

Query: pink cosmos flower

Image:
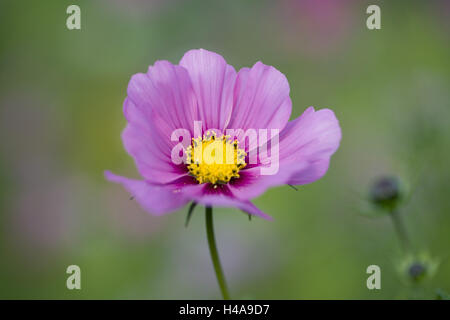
[105,49,341,220]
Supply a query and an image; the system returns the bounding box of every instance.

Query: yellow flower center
[186,131,246,185]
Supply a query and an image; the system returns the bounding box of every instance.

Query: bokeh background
[0,0,449,299]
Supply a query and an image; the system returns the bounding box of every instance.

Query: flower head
[397,253,439,285]
[369,176,403,211]
[105,49,341,219]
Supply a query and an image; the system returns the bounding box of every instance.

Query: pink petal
[123,60,199,183]
[227,107,341,199]
[104,171,189,216]
[227,164,299,200]
[179,183,272,220]
[179,49,236,131]
[195,194,272,221]
[126,60,199,135]
[121,115,187,184]
[228,61,292,133]
[279,107,341,185]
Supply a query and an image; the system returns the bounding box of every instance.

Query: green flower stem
[205,206,230,300]
[390,209,413,254]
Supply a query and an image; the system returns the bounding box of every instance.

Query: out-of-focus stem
[390,209,413,253]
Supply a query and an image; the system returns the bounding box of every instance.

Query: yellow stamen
[186,132,246,184]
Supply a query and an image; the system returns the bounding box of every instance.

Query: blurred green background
[0,0,449,299]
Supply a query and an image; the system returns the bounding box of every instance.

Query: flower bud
[369,176,402,211]
[408,262,427,282]
[397,253,439,285]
